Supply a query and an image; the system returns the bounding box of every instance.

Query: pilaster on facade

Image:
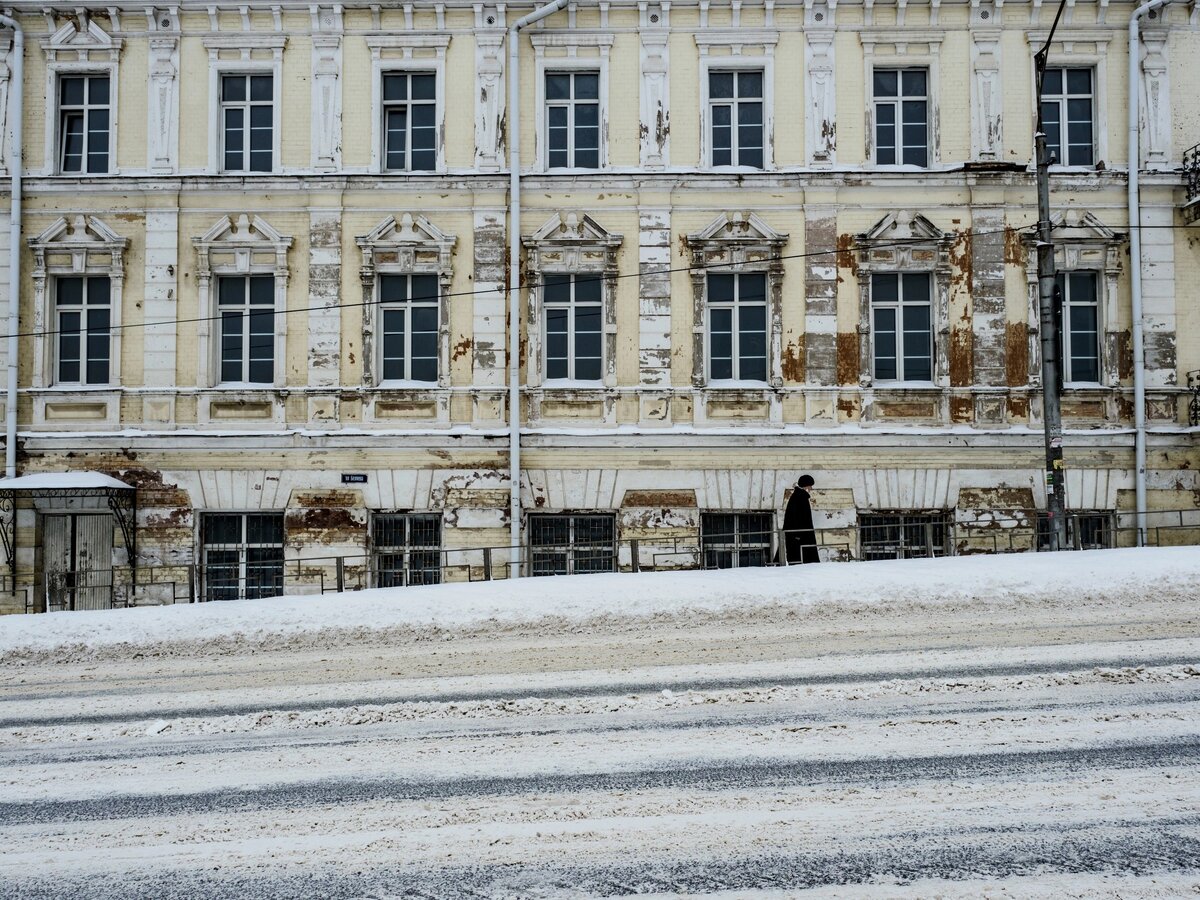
[473,5,506,173]
[1139,26,1171,170]
[142,208,180,427]
[638,4,670,170]
[308,209,343,424]
[146,9,180,174]
[470,209,508,409]
[969,207,1007,425]
[804,15,836,167]
[310,6,344,173]
[1134,203,1178,418]
[803,208,839,405]
[637,208,672,427]
[970,24,1002,162]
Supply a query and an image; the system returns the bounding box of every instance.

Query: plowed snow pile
[2,547,1197,662]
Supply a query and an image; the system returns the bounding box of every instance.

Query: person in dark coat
[783,475,820,564]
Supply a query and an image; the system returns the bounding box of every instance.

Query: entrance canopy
[0,472,136,577]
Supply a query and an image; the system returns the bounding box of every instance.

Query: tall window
[874,68,928,167]
[379,274,438,383]
[221,74,273,172]
[1040,68,1094,167]
[383,71,437,172]
[708,273,767,382]
[218,275,274,384]
[544,274,602,382]
[372,513,442,587]
[55,276,111,384]
[202,513,285,601]
[701,512,773,569]
[59,75,110,174]
[872,273,933,382]
[545,72,600,169]
[1057,271,1100,384]
[709,70,764,168]
[529,513,616,576]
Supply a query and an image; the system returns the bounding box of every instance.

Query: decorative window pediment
[193,215,292,389]
[41,16,123,61]
[685,212,787,391]
[356,214,456,390]
[523,213,623,391]
[852,211,953,388]
[28,215,129,389]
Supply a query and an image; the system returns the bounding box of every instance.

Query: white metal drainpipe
[1127,0,1170,543]
[1,13,20,479]
[508,0,570,577]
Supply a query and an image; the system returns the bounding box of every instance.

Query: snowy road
[2,555,1200,898]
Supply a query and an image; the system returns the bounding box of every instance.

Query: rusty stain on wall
[780,340,804,383]
[1005,322,1029,386]
[949,396,973,423]
[1003,227,1027,267]
[836,332,858,385]
[452,337,472,362]
[835,233,856,272]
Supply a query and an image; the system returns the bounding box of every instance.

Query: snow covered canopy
[0,472,137,577]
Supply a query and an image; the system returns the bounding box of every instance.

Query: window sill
[704,380,771,390]
[538,380,607,390]
[870,380,937,389]
[375,380,441,390]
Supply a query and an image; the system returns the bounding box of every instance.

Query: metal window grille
[545,72,600,169]
[1040,68,1094,167]
[382,71,437,172]
[1037,511,1114,551]
[1056,272,1100,384]
[871,272,933,382]
[543,274,603,382]
[221,74,274,172]
[201,513,284,601]
[59,75,110,174]
[55,276,111,385]
[372,513,442,587]
[217,275,275,384]
[874,68,928,166]
[528,514,616,576]
[709,70,764,168]
[700,512,774,569]
[708,273,767,382]
[859,511,952,560]
[379,274,439,383]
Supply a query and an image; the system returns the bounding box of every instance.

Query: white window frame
[204,35,285,175]
[705,68,767,170]
[543,70,602,171]
[28,215,128,391]
[215,273,276,385]
[217,72,276,174]
[52,275,113,386]
[366,35,450,175]
[530,32,613,173]
[1025,30,1111,170]
[200,511,286,602]
[56,73,113,175]
[193,214,292,389]
[695,31,777,171]
[379,70,439,173]
[871,67,930,167]
[41,18,122,176]
[1057,270,1102,386]
[861,33,943,170]
[869,272,936,385]
[1038,65,1097,169]
[706,272,769,384]
[377,272,441,384]
[541,273,604,384]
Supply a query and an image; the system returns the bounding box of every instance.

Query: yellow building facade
[0,0,1197,610]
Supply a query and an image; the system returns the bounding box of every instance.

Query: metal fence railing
[15,506,1200,613]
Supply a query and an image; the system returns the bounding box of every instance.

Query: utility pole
[1034,0,1069,551]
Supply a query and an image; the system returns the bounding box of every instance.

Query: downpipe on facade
[1128,0,1171,544]
[1,14,20,479]
[509,0,571,577]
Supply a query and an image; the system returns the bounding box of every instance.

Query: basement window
[701,512,774,569]
[528,513,616,576]
[372,513,442,587]
[201,513,285,601]
[858,511,952,560]
[1036,510,1114,551]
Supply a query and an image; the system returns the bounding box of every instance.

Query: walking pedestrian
[783,475,820,564]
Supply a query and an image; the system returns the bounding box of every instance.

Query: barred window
[701,512,773,569]
[372,513,442,587]
[1037,511,1113,551]
[858,511,952,560]
[529,513,616,576]
[201,513,284,601]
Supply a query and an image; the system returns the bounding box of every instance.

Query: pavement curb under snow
[1,547,1198,661]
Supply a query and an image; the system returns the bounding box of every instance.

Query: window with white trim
[873,68,928,167]
[54,275,111,385]
[58,75,110,174]
[220,73,273,173]
[543,274,602,382]
[708,273,767,382]
[1040,67,1094,167]
[217,275,275,384]
[872,272,933,383]
[382,71,437,172]
[379,273,439,383]
[1056,271,1100,384]
[545,71,600,169]
[709,70,764,168]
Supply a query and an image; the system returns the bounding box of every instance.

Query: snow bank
[1,547,1197,660]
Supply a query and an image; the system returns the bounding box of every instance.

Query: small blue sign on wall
[341,473,368,484]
